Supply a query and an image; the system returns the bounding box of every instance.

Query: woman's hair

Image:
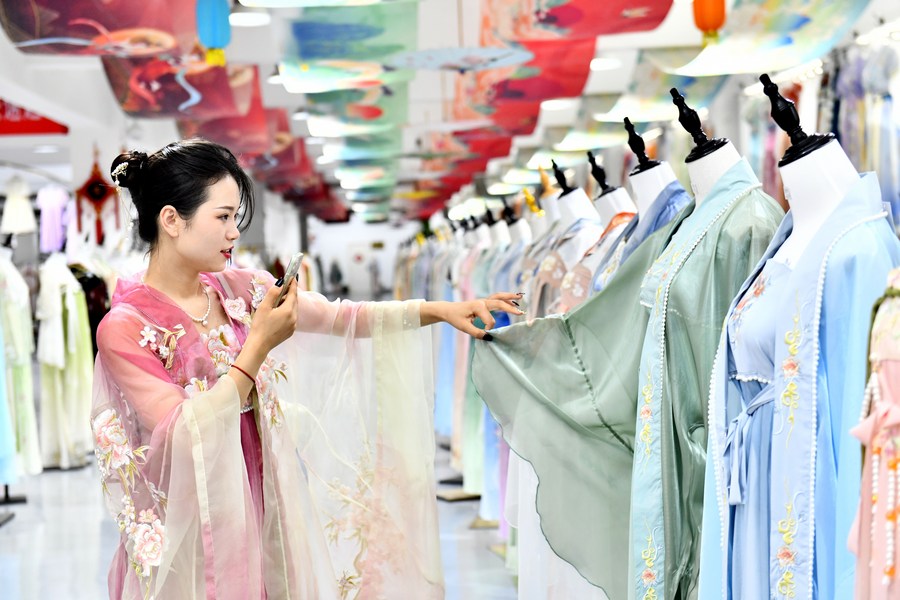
[110,138,255,246]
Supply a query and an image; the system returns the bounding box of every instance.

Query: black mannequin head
[670,88,728,163]
[625,117,661,175]
[759,73,834,167]
[500,197,517,224]
[550,160,575,196]
[587,150,617,196]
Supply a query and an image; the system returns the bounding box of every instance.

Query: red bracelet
[230,364,256,384]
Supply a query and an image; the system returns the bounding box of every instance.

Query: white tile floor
[0,446,516,600]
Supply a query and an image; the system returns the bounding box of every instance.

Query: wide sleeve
[266,297,443,598]
[92,309,263,600]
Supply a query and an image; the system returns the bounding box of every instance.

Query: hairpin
[111,162,128,188]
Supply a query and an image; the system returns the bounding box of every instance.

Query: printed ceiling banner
[305,84,409,137]
[319,131,404,163]
[239,0,417,7]
[334,163,398,190]
[594,51,726,123]
[103,55,256,119]
[278,2,417,93]
[386,47,533,72]
[256,139,318,193]
[0,0,195,56]
[0,98,68,135]
[176,66,271,154]
[481,0,673,41]
[645,0,870,76]
[244,108,296,173]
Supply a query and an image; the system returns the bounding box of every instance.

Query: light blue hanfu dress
[700,171,900,600]
[721,258,793,599]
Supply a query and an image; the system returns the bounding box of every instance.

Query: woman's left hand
[421,293,524,339]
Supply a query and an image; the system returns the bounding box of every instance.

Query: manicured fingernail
[516,292,524,296]
[512,300,520,307]
[295,274,300,282]
[483,333,494,342]
[275,277,284,287]
[517,309,525,314]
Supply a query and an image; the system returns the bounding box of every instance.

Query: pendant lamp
[197,0,232,66]
[693,0,725,46]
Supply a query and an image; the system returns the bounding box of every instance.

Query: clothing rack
[0,485,24,528]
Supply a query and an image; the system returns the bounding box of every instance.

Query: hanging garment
[559,212,634,312]
[701,173,900,600]
[628,160,783,600]
[0,253,41,476]
[38,253,93,469]
[0,316,12,485]
[472,201,695,600]
[37,184,70,253]
[851,269,900,599]
[530,217,605,317]
[0,175,37,236]
[93,268,442,599]
[592,179,692,294]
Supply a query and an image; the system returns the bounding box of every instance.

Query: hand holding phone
[275,252,304,306]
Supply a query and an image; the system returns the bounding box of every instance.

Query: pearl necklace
[187,286,212,327]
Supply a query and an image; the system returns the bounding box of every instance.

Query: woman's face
[173,175,241,272]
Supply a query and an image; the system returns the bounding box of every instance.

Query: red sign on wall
[0,98,68,135]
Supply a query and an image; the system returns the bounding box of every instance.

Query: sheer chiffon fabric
[92,268,442,599]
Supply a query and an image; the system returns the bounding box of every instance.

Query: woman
[92,138,521,599]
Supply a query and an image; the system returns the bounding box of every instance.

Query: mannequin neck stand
[543,192,562,223]
[0,247,12,262]
[557,188,602,229]
[686,140,741,205]
[526,210,549,239]
[475,223,492,246]
[629,161,677,214]
[510,219,532,245]
[595,187,637,222]
[490,220,512,247]
[775,139,859,265]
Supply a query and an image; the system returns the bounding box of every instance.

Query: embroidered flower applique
[225,297,252,326]
[184,377,209,397]
[257,358,287,427]
[250,275,268,311]
[137,324,185,370]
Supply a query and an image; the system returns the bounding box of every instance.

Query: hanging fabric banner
[0,98,68,135]
[0,0,195,56]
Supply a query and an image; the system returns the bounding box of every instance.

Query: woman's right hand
[247,277,299,353]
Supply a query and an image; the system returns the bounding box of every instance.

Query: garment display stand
[1,484,26,504]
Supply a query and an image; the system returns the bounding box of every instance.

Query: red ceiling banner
[0,98,68,135]
[0,0,195,56]
[105,57,256,120]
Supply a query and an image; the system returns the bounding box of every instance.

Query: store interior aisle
[0,445,516,600]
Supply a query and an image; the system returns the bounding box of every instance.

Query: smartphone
[275,251,304,306]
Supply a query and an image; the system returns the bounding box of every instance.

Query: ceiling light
[541,98,578,111]
[291,110,310,121]
[590,57,622,72]
[267,72,283,85]
[229,6,271,28]
[487,182,523,196]
[33,145,60,154]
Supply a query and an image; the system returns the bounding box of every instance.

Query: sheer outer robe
[628,160,783,600]
[91,268,442,599]
[700,173,900,600]
[471,200,695,599]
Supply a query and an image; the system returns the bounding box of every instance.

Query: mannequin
[538,166,562,223]
[624,117,678,213]
[489,206,512,247]
[503,197,532,247]
[523,189,549,239]
[697,75,900,600]
[671,88,741,204]
[760,73,859,266]
[474,215,492,247]
[588,150,637,222]
[551,159,603,228]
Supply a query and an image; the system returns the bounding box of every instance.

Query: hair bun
[110,151,149,189]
